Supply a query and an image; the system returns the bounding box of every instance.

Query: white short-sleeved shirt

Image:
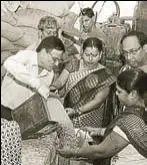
[1,50,54,109]
[111,126,147,165]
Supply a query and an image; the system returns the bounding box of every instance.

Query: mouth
[129,61,138,67]
[46,65,54,71]
[83,26,89,31]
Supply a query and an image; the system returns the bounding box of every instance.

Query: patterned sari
[64,59,116,128]
[105,106,147,158]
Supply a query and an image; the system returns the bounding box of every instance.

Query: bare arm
[51,69,69,90]
[58,131,129,159]
[79,87,110,113]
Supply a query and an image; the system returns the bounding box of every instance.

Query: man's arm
[51,69,69,90]
[3,50,41,90]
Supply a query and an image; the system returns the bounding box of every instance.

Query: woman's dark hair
[83,37,103,52]
[117,68,147,99]
[80,7,94,18]
[36,36,65,53]
[120,31,147,47]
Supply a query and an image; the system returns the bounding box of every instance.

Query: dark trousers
[1,105,13,121]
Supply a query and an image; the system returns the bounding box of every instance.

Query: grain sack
[15,8,55,28]
[1,21,24,42]
[29,1,75,17]
[1,51,13,65]
[1,37,16,51]
[12,27,38,48]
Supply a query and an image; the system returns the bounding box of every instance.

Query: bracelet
[97,128,106,136]
[77,108,82,115]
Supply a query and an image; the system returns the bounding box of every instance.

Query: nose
[83,21,87,27]
[89,55,93,61]
[126,52,134,61]
[116,91,118,96]
[54,59,59,66]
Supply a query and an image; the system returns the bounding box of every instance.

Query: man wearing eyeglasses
[120,31,147,72]
[1,36,65,110]
[120,30,147,123]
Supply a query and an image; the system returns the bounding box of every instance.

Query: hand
[57,148,76,158]
[49,91,60,99]
[80,32,88,40]
[38,85,50,100]
[65,108,78,118]
[50,85,57,92]
[82,127,103,137]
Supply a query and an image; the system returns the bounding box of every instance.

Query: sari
[105,106,147,158]
[64,59,116,128]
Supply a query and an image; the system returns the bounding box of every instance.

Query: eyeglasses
[84,52,99,57]
[48,51,63,64]
[122,47,141,57]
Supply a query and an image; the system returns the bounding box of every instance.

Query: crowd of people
[1,7,147,165]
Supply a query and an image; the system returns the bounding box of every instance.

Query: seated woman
[58,68,147,165]
[51,37,116,128]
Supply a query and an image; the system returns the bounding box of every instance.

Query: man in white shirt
[1,36,65,110]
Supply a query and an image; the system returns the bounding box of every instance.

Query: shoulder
[113,125,129,142]
[16,50,36,56]
[90,27,106,43]
[116,114,146,135]
[14,50,37,61]
[139,64,147,73]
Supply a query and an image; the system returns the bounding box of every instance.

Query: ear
[128,90,138,101]
[40,48,46,57]
[38,30,42,40]
[81,49,84,57]
[99,51,103,59]
[143,44,147,53]
[92,16,96,24]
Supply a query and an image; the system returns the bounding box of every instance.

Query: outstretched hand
[65,108,78,118]
[81,127,102,137]
[56,148,76,158]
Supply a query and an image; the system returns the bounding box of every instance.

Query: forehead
[116,84,123,91]
[44,23,57,29]
[116,84,128,93]
[81,15,91,21]
[122,36,140,50]
[50,49,63,57]
[84,47,99,53]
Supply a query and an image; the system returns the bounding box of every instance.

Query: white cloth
[111,126,147,165]
[1,50,54,109]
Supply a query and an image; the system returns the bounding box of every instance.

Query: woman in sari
[51,37,116,129]
[57,68,147,165]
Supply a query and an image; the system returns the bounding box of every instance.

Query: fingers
[56,149,70,158]
[81,126,93,132]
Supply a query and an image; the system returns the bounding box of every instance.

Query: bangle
[101,128,106,136]
[77,108,82,115]
[97,128,106,136]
